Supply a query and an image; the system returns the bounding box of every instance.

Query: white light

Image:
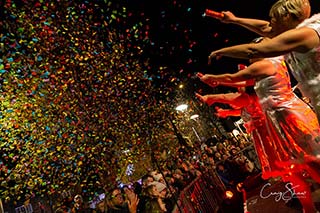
[190,114,199,120]
[225,190,234,199]
[126,164,134,176]
[175,104,188,111]
[232,129,240,136]
[234,119,244,125]
[123,149,130,154]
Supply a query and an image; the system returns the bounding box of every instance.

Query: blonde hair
[269,0,310,21]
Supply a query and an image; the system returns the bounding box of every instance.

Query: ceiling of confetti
[1,0,320,203]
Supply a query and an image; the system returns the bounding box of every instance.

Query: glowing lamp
[175,104,188,112]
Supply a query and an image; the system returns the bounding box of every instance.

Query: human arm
[208,27,319,62]
[217,80,255,88]
[195,92,248,108]
[124,188,136,202]
[215,107,242,118]
[157,197,167,212]
[197,60,274,85]
[212,11,273,37]
[196,77,254,89]
[127,193,139,213]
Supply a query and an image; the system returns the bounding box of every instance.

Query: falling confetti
[0,0,294,205]
[0,0,186,202]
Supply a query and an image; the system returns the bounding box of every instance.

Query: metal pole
[0,199,4,213]
[192,127,201,142]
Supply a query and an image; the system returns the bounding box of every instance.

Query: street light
[175,104,188,112]
[190,114,199,120]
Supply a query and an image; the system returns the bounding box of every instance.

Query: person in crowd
[216,162,237,187]
[164,175,179,199]
[204,145,216,159]
[107,187,139,213]
[171,169,187,191]
[216,142,229,157]
[158,183,175,213]
[54,196,73,213]
[208,0,320,123]
[136,174,154,212]
[132,182,143,199]
[222,151,248,182]
[71,194,92,213]
[71,194,83,212]
[230,148,255,176]
[214,152,222,162]
[197,36,320,212]
[141,174,154,189]
[94,198,108,213]
[150,170,167,184]
[142,184,167,213]
[122,186,138,207]
[151,181,175,213]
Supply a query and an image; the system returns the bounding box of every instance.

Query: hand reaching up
[127,193,139,213]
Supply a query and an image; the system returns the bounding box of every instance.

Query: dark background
[126,0,320,97]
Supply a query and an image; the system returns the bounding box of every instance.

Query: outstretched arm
[214,80,255,88]
[197,72,254,88]
[215,107,242,118]
[195,92,251,109]
[210,11,273,37]
[197,60,274,86]
[197,65,254,88]
[208,27,319,62]
[196,74,254,88]
[195,92,243,106]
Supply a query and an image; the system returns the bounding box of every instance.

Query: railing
[14,203,33,213]
[172,170,226,213]
[2,196,51,213]
[172,145,261,213]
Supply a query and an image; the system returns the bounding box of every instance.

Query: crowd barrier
[1,197,49,213]
[172,171,226,213]
[172,145,260,213]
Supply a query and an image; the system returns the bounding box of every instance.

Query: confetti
[0,0,186,202]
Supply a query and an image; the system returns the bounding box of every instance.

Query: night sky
[126,0,320,95]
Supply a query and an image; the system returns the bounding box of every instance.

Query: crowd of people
[53,133,258,213]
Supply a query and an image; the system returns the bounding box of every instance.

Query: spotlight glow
[225,190,234,199]
[190,114,199,120]
[175,104,188,111]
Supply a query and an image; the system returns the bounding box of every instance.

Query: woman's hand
[197,72,219,87]
[208,51,223,64]
[214,107,230,118]
[195,93,216,106]
[220,11,237,24]
[128,193,139,213]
